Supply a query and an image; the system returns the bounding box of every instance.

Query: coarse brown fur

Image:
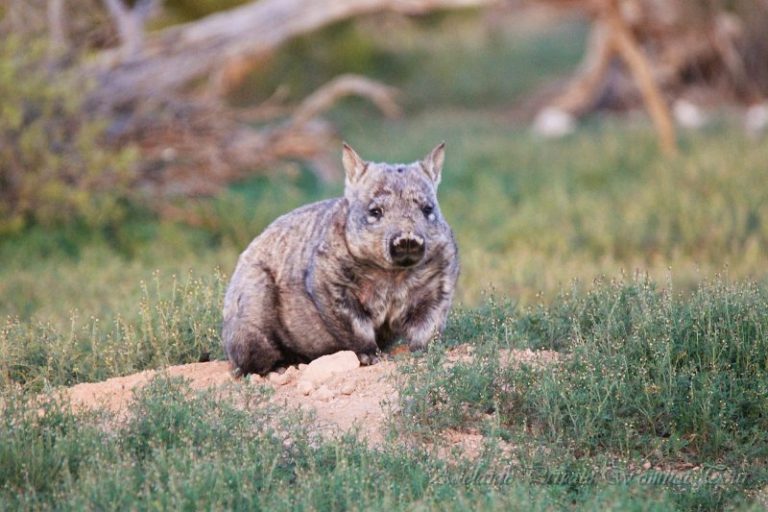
[222,142,459,375]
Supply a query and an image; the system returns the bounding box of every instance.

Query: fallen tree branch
[47,0,68,53]
[72,0,500,198]
[89,0,498,106]
[536,0,768,122]
[291,74,402,126]
[130,74,404,195]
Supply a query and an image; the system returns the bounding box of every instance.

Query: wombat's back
[233,198,343,281]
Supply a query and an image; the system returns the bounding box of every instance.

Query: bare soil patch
[62,346,560,445]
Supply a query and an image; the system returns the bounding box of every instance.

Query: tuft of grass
[0,392,103,498]
[0,377,694,511]
[2,275,766,510]
[0,36,138,237]
[395,276,768,508]
[501,277,768,463]
[0,270,226,391]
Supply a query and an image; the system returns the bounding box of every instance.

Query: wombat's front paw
[357,351,381,366]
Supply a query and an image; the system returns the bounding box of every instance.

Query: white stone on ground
[297,380,314,396]
[301,351,360,386]
[531,107,576,138]
[340,382,356,395]
[673,99,707,129]
[268,371,289,386]
[314,385,335,402]
[745,103,768,137]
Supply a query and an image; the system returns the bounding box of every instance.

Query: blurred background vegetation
[2,0,767,326]
[2,2,768,509]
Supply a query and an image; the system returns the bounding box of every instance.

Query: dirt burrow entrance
[63,346,560,446]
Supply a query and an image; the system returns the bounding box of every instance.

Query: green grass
[2,272,767,508]
[398,277,768,461]
[2,10,768,510]
[0,376,724,511]
[393,277,768,510]
[0,269,225,391]
[3,118,768,329]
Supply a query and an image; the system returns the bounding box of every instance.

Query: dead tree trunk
[75,0,498,197]
[90,0,497,107]
[535,0,768,143]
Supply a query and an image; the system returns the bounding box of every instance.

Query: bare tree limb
[72,0,506,196]
[101,0,158,61]
[89,0,498,105]
[548,21,614,115]
[291,74,402,126]
[538,0,768,115]
[47,0,68,55]
[602,0,677,155]
[536,0,686,153]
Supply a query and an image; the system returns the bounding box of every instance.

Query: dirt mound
[66,361,234,412]
[64,350,399,443]
[63,346,559,445]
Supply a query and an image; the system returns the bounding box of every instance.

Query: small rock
[282,366,299,383]
[246,373,262,384]
[746,103,768,136]
[673,99,707,129]
[340,382,356,395]
[268,372,289,386]
[314,385,335,402]
[302,351,360,386]
[161,147,177,162]
[642,461,652,470]
[297,380,314,396]
[532,107,576,138]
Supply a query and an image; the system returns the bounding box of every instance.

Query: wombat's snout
[390,233,425,267]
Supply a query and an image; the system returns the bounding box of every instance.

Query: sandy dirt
[62,346,560,446]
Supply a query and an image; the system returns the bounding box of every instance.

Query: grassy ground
[2,10,768,511]
[2,279,767,510]
[3,114,767,326]
[0,377,686,510]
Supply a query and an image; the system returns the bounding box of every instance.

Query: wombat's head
[341,142,452,269]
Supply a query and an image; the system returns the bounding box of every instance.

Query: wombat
[222,142,459,375]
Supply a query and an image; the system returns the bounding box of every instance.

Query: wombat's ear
[342,142,367,186]
[421,142,446,187]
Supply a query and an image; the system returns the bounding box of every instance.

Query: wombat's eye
[422,204,434,217]
[368,207,383,220]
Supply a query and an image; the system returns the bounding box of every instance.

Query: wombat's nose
[390,233,425,266]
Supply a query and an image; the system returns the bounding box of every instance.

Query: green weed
[0,377,694,511]
[1,11,767,510]
[394,276,768,510]
[0,271,225,391]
